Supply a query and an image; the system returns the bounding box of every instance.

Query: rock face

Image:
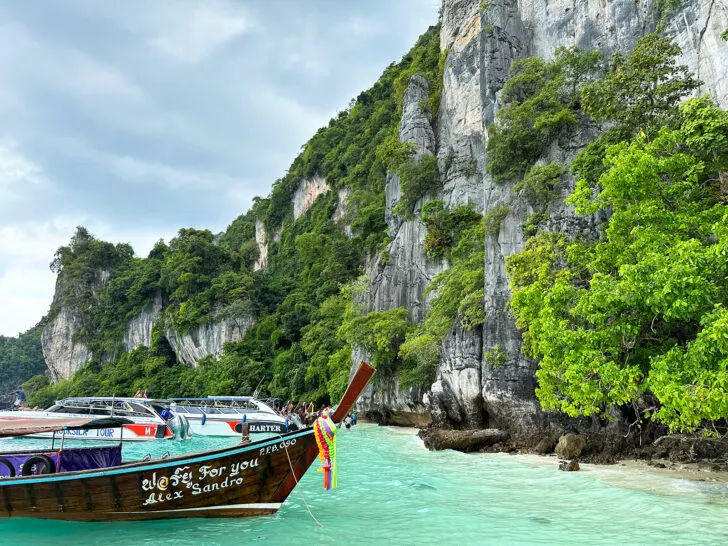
[42,305,92,382]
[352,74,443,425]
[123,293,165,351]
[293,176,330,220]
[165,317,253,366]
[366,0,728,433]
[45,278,254,377]
[42,270,110,381]
[253,219,268,272]
[122,292,254,366]
[333,188,353,237]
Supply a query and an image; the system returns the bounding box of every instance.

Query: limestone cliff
[164,317,253,366]
[293,176,330,220]
[360,0,728,432]
[253,220,268,272]
[47,285,253,377]
[42,270,109,381]
[353,74,443,425]
[122,293,253,366]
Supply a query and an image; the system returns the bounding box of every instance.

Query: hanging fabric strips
[313,409,337,490]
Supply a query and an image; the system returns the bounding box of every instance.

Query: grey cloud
[0,0,440,334]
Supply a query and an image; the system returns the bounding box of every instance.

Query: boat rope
[281,437,323,527]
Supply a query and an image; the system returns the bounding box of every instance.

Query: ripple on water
[1,426,728,545]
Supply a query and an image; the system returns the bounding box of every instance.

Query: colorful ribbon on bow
[313,410,337,490]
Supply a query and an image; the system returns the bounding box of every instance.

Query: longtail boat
[0,362,374,521]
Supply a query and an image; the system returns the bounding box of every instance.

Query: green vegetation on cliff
[505,34,728,432]
[29,25,444,408]
[0,325,47,403]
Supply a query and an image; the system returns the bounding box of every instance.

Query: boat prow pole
[331,362,375,424]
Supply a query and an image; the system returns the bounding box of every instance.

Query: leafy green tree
[487,48,604,182]
[507,98,728,430]
[0,324,48,398]
[582,33,699,136]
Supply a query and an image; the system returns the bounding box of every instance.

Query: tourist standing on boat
[11,386,26,408]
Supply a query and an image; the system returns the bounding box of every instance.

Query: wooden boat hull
[0,428,317,521]
[0,361,375,521]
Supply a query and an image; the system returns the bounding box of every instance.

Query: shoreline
[362,421,728,483]
[486,451,728,485]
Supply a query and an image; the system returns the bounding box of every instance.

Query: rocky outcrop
[123,293,164,351]
[122,292,254,366]
[165,316,253,366]
[333,188,353,237]
[293,176,330,220]
[42,306,92,382]
[253,219,268,272]
[42,270,110,381]
[367,0,728,437]
[45,276,254,376]
[555,433,586,459]
[419,427,508,452]
[351,74,443,425]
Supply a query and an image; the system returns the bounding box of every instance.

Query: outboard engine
[288,415,303,431]
[168,413,191,440]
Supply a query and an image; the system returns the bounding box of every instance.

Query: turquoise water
[1,425,728,545]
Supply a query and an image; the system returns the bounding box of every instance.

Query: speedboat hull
[188,418,292,437]
[0,412,171,442]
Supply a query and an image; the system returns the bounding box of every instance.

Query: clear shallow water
[1,425,727,545]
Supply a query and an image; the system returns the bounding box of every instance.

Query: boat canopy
[0,417,133,438]
[170,397,253,402]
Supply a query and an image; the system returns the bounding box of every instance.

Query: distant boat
[0,397,190,441]
[0,362,374,521]
[168,396,301,437]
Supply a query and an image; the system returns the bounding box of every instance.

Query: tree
[581,33,699,135]
[507,98,728,430]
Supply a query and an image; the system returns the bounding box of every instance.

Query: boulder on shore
[555,433,585,459]
[420,428,508,453]
[559,459,580,471]
[534,435,559,455]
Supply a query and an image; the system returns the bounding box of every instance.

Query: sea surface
[1,425,728,545]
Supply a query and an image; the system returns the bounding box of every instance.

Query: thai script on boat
[141,438,296,507]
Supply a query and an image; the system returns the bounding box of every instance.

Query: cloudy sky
[0,0,439,336]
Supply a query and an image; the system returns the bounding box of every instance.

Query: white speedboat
[0,397,190,441]
[168,397,301,437]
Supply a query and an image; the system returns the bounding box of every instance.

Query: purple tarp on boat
[0,445,121,477]
[58,445,122,472]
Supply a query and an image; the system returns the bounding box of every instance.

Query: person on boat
[11,386,26,408]
[134,387,142,398]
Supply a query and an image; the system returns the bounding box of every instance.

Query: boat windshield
[47,399,159,419]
